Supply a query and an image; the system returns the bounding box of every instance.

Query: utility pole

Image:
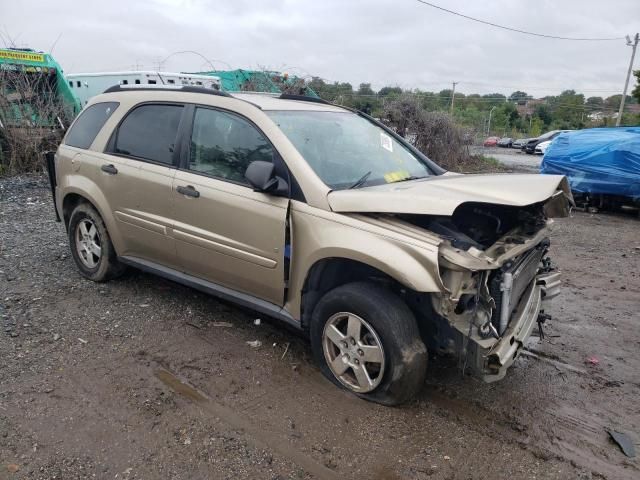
[450,81,458,113]
[616,33,639,127]
[487,106,497,135]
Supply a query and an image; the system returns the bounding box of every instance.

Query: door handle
[176,185,200,198]
[101,164,118,175]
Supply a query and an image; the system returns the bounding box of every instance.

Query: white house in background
[65,71,221,106]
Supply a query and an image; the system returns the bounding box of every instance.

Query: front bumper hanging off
[467,266,559,382]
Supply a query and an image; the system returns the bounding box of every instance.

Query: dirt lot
[1,175,639,480]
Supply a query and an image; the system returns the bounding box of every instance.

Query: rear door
[171,105,289,305]
[95,102,186,269]
[55,101,121,219]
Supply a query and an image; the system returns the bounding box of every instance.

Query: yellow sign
[384,170,411,183]
[0,49,45,63]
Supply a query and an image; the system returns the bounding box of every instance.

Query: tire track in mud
[152,365,342,480]
[189,329,448,478]
[172,315,628,478]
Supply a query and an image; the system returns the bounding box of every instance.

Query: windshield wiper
[390,175,428,183]
[348,171,372,189]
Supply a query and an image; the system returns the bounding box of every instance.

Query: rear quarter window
[64,102,119,149]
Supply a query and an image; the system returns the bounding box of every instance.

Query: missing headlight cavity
[401,201,548,250]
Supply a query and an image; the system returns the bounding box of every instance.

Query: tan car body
[51,88,572,383]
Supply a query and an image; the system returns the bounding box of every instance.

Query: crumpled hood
[328,173,572,216]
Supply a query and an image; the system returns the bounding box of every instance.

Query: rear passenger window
[189,107,273,183]
[65,102,119,149]
[113,104,183,165]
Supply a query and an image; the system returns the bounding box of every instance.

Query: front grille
[490,244,546,334]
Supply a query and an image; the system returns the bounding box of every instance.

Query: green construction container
[0,48,82,127]
[195,69,318,97]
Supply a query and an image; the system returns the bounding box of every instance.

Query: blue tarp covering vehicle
[540,127,640,202]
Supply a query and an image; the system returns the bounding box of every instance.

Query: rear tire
[68,202,125,282]
[310,282,427,406]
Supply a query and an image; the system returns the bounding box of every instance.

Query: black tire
[68,202,125,282]
[310,281,428,406]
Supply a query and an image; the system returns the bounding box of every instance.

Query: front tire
[68,202,124,282]
[310,282,428,406]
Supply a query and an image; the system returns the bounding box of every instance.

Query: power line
[413,1,626,41]
[158,50,232,71]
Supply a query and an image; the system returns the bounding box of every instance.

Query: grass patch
[447,154,510,174]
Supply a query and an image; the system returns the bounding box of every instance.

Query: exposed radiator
[490,244,546,335]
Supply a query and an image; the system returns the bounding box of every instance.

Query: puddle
[154,369,208,402]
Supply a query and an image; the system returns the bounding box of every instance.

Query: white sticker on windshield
[380,133,393,152]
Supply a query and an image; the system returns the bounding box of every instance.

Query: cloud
[2,0,638,97]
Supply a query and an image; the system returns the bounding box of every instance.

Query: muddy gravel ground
[1,175,639,480]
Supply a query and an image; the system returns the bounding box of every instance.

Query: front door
[172,106,288,305]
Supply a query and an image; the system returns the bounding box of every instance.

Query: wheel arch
[298,251,441,331]
[60,185,123,254]
[300,257,388,331]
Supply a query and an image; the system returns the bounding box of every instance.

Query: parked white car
[535,140,552,155]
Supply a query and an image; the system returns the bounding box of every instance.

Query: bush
[382,95,505,173]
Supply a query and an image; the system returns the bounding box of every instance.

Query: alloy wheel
[322,312,385,393]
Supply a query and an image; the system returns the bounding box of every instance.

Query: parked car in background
[512,138,529,149]
[497,137,513,148]
[524,130,570,154]
[483,136,499,147]
[535,140,552,155]
[47,85,572,405]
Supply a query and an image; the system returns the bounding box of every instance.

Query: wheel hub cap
[322,312,385,393]
[75,219,101,269]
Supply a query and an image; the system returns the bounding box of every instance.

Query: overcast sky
[2,0,639,98]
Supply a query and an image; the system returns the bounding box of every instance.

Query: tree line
[305,77,640,139]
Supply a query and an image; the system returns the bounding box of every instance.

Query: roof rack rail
[278,93,331,105]
[102,84,231,97]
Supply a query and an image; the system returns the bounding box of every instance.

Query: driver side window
[189,107,273,184]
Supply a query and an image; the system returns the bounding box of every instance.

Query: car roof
[230,92,346,112]
[97,85,347,113]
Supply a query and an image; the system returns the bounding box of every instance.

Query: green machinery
[196,69,318,97]
[0,48,81,128]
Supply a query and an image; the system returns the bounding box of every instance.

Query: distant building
[588,111,608,121]
[65,71,221,106]
[515,98,545,117]
[626,104,640,114]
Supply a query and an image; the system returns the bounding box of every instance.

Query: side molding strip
[119,256,301,330]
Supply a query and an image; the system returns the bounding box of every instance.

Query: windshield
[267,110,434,190]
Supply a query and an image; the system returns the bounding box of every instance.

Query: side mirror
[245,161,288,195]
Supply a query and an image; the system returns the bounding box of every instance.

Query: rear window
[65,102,119,149]
[112,104,183,165]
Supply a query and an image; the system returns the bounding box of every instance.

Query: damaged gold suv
[47,85,571,405]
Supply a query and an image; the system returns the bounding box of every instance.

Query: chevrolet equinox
[47,85,571,405]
